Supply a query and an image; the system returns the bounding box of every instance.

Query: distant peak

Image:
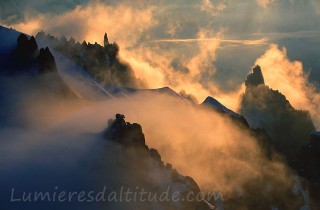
[245,65,265,87]
[203,96,219,104]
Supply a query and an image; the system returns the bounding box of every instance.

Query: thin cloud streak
[148,37,269,45]
[251,30,320,39]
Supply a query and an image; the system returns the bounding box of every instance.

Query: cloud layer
[1,0,319,116]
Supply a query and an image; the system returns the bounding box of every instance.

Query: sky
[1,0,320,113]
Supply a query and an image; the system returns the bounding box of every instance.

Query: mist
[0,71,304,209]
[255,44,320,129]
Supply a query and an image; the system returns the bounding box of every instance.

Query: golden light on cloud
[7,2,156,48]
[6,14,43,35]
[256,0,276,8]
[7,0,316,119]
[200,0,227,16]
[255,44,320,129]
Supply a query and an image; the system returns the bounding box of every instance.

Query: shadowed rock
[245,65,265,87]
[102,114,213,210]
[241,65,315,165]
[38,47,57,74]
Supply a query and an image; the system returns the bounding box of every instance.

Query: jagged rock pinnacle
[104,33,109,47]
[245,65,265,87]
[104,114,147,148]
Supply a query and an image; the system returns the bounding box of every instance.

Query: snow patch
[202,96,242,118]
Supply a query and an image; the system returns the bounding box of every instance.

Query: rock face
[311,132,320,164]
[298,132,320,209]
[245,65,264,87]
[104,114,146,148]
[201,96,275,159]
[38,47,57,74]
[5,34,58,75]
[0,33,75,98]
[240,66,315,160]
[35,32,144,88]
[241,67,319,210]
[301,132,320,179]
[201,96,249,127]
[102,114,213,210]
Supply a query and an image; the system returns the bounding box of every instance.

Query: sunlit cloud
[200,0,227,16]
[256,0,276,8]
[6,2,156,48]
[2,0,320,114]
[255,44,320,129]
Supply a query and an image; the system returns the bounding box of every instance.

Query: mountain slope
[35,31,144,88]
[240,65,315,160]
[201,96,249,128]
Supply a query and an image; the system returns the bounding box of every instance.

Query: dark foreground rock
[102,114,213,210]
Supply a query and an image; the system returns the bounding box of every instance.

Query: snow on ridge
[202,96,242,118]
[0,26,204,104]
[104,84,196,104]
[49,49,114,100]
[0,26,22,53]
[0,25,115,100]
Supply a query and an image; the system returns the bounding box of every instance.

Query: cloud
[200,0,227,16]
[0,0,91,24]
[255,44,320,129]
[3,0,320,112]
[120,27,244,111]
[148,37,268,45]
[311,0,320,14]
[0,74,303,208]
[256,0,276,8]
[6,1,156,48]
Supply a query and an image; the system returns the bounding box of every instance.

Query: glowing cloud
[7,2,156,47]
[255,44,320,129]
[200,0,227,16]
[256,0,276,8]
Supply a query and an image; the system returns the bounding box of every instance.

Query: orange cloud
[7,2,156,48]
[5,1,244,112]
[256,0,276,8]
[121,28,243,111]
[255,44,320,129]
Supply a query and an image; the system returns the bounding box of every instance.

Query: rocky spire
[16,34,38,54]
[245,65,265,87]
[104,33,109,47]
[38,47,57,74]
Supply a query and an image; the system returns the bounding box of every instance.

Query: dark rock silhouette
[104,33,109,47]
[16,34,38,54]
[38,47,57,74]
[311,132,320,167]
[300,132,320,180]
[102,114,212,210]
[104,114,146,148]
[201,96,249,127]
[3,33,59,75]
[240,66,320,210]
[0,33,76,98]
[35,32,145,88]
[245,65,265,87]
[6,34,38,73]
[297,132,320,209]
[241,65,316,173]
